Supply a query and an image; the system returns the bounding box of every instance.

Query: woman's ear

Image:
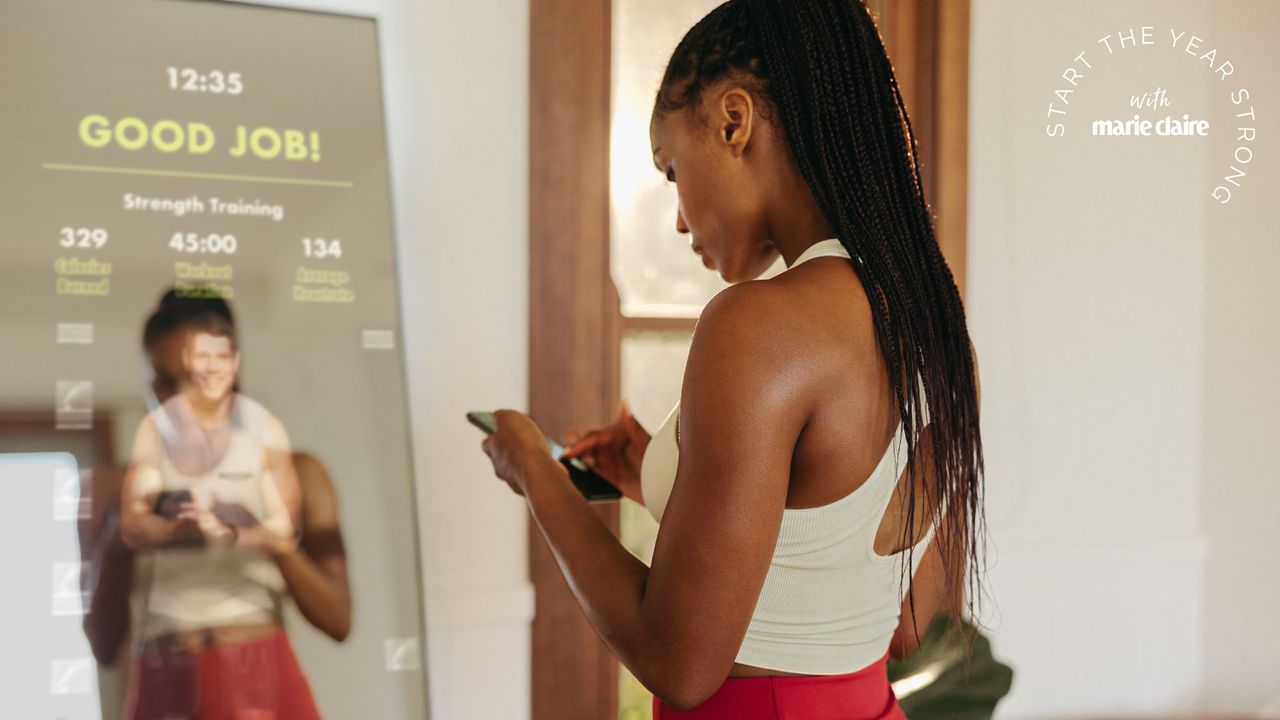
[716,87,755,158]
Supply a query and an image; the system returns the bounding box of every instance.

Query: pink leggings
[653,650,906,719]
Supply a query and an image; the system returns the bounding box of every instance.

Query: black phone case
[560,457,623,502]
[152,489,193,519]
[467,411,622,502]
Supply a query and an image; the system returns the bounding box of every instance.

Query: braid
[656,0,988,654]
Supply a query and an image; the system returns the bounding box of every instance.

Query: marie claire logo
[1094,87,1207,137]
[1045,25,1258,205]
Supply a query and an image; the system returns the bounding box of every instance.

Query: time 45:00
[170,233,238,254]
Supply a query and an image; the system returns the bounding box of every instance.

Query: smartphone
[152,489,193,519]
[467,410,622,502]
[211,499,260,528]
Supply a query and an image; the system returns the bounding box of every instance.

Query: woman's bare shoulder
[698,267,873,356]
[694,278,798,343]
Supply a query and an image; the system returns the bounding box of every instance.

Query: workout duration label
[1043,24,1260,205]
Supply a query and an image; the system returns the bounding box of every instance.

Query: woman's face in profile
[649,95,780,284]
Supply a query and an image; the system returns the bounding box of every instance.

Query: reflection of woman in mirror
[82,291,351,720]
[481,1,993,717]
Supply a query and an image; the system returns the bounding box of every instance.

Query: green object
[886,616,1015,720]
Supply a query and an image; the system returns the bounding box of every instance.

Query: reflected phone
[211,499,260,528]
[467,411,622,502]
[152,489,193,519]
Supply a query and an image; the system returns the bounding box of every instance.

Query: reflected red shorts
[127,628,321,720]
[653,650,906,719]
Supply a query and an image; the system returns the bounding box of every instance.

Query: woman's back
[640,239,940,677]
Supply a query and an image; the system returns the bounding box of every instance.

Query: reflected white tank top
[136,393,286,639]
[639,238,937,675]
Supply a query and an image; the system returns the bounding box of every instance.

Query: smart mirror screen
[0,1,429,717]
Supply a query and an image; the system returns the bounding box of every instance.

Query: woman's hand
[482,409,565,497]
[559,401,651,505]
[208,498,300,558]
[187,501,236,546]
[234,522,299,558]
[167,501,205,546]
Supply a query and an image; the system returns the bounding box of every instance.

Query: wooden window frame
[528,2,621,719]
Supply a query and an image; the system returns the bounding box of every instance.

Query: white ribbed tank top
[135,393,286,639]
[639,238,937,675]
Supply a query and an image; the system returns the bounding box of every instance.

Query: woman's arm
[889,341,981,659]
[80,466,135,665]
[259,414,303,537]
[83,522,135,664]
[522,282,807,710]
[233,450,352,641]
[120,417,201,549]
[889,533,954,659]
[273,453,352,642]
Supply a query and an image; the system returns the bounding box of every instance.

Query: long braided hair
[655,0,987,647]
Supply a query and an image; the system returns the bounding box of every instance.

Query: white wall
[969,0,1278,716]
[261,1,534,719]
[393,3,534,717]
[1200,1,1280,712]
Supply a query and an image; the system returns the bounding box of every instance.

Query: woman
[481,0,985,716]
